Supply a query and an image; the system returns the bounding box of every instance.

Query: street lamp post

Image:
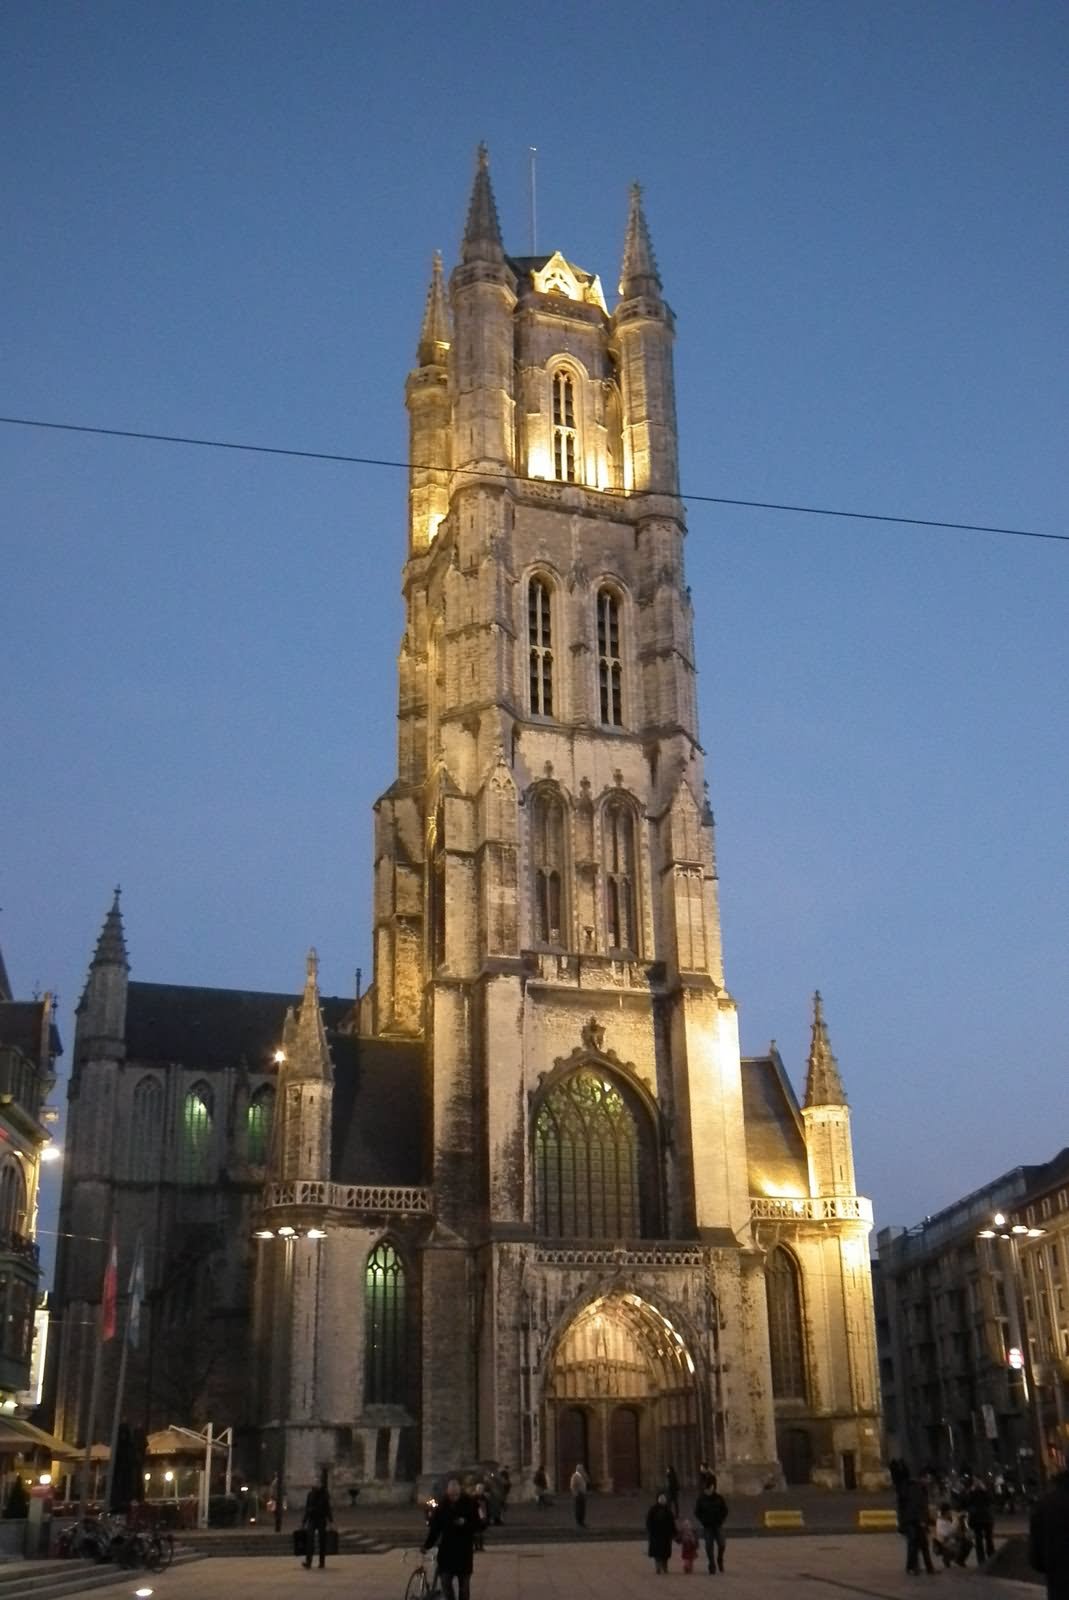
[978,1212,1048,1487]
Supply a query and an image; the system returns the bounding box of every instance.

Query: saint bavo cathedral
[50,149,883,1500]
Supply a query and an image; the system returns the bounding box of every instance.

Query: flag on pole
[127,1235,145,1349]
[101,1227,119,1341]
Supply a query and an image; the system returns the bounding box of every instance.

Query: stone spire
[461,142,504,264]
[618,182,663,300]
[417,250,451,366]
[92,887,129,971]
[803,990,847,1108]
[281,948,333,1082]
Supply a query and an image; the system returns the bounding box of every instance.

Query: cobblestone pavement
[53,1536,1036,1600]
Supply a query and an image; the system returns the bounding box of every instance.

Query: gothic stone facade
[49,152,882,1497]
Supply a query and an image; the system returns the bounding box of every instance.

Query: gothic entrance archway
[545,1291,702,1494]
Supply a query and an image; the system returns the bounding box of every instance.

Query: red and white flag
[101,1227,119,1341]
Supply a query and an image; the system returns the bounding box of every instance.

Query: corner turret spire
[280,947,333,1083]
[461,143,504,264]
[92,887,129,971]
[804,990,847,1108]
[618,182,663,300]
[417,250,451,366]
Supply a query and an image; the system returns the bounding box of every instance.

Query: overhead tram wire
[1,412,1064,546]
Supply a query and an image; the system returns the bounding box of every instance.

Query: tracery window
[552,372,579,482]
[534,1070,646,1239]
[179,1084,214,1183]
[130,1076,164,1181]
[597,587,623,726]
[766,1246,807,1400]
[603,798,638,952]
[0,1160,26,1237]
[528,576,554,717]
[530,787,567,946]
[365,1241,406,1405]
[247,1085,274,1166]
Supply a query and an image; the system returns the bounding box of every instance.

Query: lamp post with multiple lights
[977,1211,1048,1484]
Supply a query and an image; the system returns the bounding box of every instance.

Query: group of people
[645,1464,729,1576]
[891,1461,997,1576]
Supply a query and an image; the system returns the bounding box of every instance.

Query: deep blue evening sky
[4,2,1067,1264]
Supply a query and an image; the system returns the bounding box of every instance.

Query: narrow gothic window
[247,1085,274,1165]
[130,1076,163,1180]
[528,576,554,717]
[531,787,567,946]
[365,1241,406,1404]
[597,588,623,726]
[766,1247,807,1400]
[552,372,579,482]
[0,1159,26,1237]
[534,1071,645,1239]
[604,799,638,952]
[180,1085,213,1183]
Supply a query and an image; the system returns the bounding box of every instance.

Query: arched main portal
[545,1291,703,1493]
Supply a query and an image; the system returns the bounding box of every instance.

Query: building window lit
[528,576,554,717]
[180,1085,214,1183]
[534,1071,648,1239]
[552,372,578,482]
[596,588,623,726]
[365,1242,406,1405]
[247,1086,274,1165]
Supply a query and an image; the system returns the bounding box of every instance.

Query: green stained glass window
[180,1085,213,1183]
[365,1242,406,1405]
[247,1086,274,1165]
[534,1071,644,1240]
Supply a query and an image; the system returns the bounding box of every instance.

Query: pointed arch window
[597,587,623,726]
[766,1247,807,1400]
[179,1084,214,1183]
[603,798,638,953]
[0,1159,27,1237]
[528,576,554,717]
[552,371,579,482]
[247,1085,274,1166]
[130,1076,164,1181]
[365,1241,406,1405]
[530,787,567,946]
[534,1070,652,1239]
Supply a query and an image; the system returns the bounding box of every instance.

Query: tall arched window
[603,798,638,953]
[552,371,578,482]
[766,1247,807,1400]
[534,1070,649,1239]
[530,787,567,946]
[365,1241,406,1405]
[0,1159,26,1237]
[179,1084,214,1183]
[597,587,623,726]
[130,1076,164,1180]
[528,576,554,717]
[247,1085,274,1165]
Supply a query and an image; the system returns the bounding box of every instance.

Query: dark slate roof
[125,981,354,1072]
[0,999,61,1064]
[332,1035,426,1186]
[740,1054,809,1195]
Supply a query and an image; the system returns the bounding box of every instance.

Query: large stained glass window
[130,1076,163,1180]
[365,1242,406,1405]
[534,1070,645,1240]
[179,1084,214,1183]
[247,1085,274,1165]
[766,1246,807,1400]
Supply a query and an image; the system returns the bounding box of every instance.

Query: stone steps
[0,1550,201,1600]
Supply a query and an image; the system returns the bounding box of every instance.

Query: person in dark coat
[646,1491,677,1574]
[898,1474,935,1575]
[300,1482,333,1569]
[665,1463,680,1517]
[1030,1470,1069,1600]
[965,1477,995,1564]
[423,1477,479,1600]
[694,1473,729,1573]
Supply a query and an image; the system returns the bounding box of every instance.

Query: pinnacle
[618,181,662,300]
[803,989,847,1108]
[283,948,333,1081]
[91,887,129,970]
[417,250,451,365]
[462,142,504,264]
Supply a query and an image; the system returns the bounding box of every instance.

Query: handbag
[293,1527,308,1557]
[325,1527,340,1555]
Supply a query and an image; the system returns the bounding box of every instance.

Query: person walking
[966,1477,995,1564]
[1030,1470,1069,1600]
[694,1473,729,1573]
[570,1463,589,1528]
[533,1463,550,1508]
[665,1463,680,1517]
[423,1477,479,1600]
[646,1490,677,1574]
[300,1480,333,1570]
[678,1517,700,1573]
[898,1473,935,1575]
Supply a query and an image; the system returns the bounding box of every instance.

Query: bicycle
[403,1551,441,1600]
[144,1529,175,1571]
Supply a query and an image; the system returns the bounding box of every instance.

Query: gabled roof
[741,1052,809,1196]
[125,981,354,1072]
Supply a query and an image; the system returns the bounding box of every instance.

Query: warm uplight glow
[527,444,553,481]
[978,1229,996,1238]
[1028,1227,1046,1238]
[40,1145,61,1163]
[306,1227,327,1239]
[427,514,443,542]
[277,1225,296,1237]
[993,1212,1007,1226]
[254,1229,274,1239]
[1012,1224,1029,1235]
[135,1588,154,1599]
[273,1049,286,1065]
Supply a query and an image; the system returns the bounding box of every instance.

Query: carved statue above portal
[580,1015,605,1053]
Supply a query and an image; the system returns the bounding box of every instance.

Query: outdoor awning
[0,1416,80,1459]
[146,1426,227,1457]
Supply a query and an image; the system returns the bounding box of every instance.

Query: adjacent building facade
[48,151,883,1497]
